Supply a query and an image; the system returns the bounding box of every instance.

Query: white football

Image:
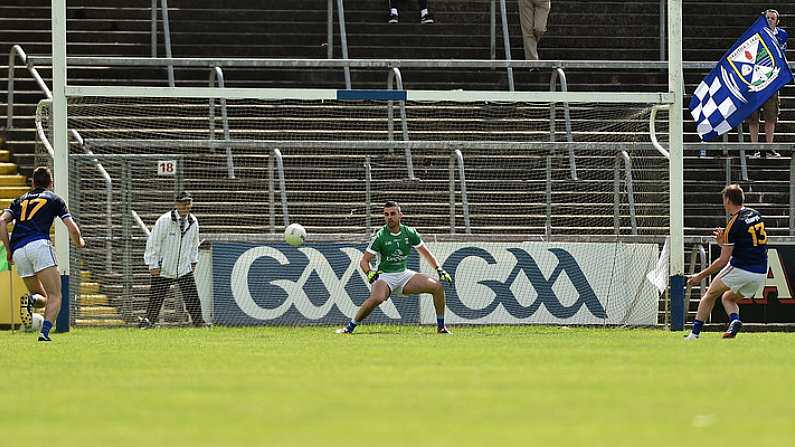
[284,223,307,247]
[29,313,44,332]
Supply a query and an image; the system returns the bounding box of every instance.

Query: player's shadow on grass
[349,330,404,336]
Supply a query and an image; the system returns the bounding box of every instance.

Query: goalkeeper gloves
[436,267,453,286]
[367,270,383,284]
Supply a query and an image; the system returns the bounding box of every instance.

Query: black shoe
[38,333,51,342]
[137,316,154,329]
[722,320,743,339]
[770,149,782,158]
[387,12,399,23]
[420,12,434,24]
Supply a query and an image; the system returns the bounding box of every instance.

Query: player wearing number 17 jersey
[685,184,768,340]
[337,201,453,334]
[0,167,85,341]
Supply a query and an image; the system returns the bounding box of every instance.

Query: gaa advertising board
[211,242,660,326]
[709,241,795,324]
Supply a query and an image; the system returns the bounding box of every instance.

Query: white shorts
[716,264,766,298]
[12,239,58,278]
[377,270,418,296]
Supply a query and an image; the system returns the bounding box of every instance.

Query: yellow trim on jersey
[723,212,739,246]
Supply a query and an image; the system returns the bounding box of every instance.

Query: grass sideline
[2,325,793,446]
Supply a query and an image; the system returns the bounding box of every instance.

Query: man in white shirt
[140,191,206,328]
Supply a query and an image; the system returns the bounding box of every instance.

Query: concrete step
[0,175,27,186]
[0,164,19,175]
[80,294,111,306]
[78,305,121,318]
[81,282,101,294]
[75,318,127,326]
[0,186,30,197]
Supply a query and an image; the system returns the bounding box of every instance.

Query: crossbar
[81,139,661,152]
[65,86,675,104]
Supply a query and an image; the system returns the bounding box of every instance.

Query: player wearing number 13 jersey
[337,200,453,334]
[685,184,768,340]
[0,167,85,341]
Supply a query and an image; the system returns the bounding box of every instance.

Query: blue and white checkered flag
[689,16,792,142]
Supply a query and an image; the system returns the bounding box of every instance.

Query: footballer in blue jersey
[0,167,85,341]
[685,184,768,340]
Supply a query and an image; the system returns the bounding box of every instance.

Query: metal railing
[151,0,175,86]
[544,155,552,238]
[268,148,289,233]
[7,45,51,129]
[9,54,795,195]
[364,155,372,235]
[68,130,114,274]
[208,66,235,178]
[649,105,671,160]
[326,0,352,89]
[449,148,471,234]
[386,67,414,180]
[386,67,409,143]
[326,0,513,89]
[131,209,152,237]
[33,100,55,159]
[549,67,576,179]
[614,151,638,236]
[683,243,708,318]
[494,0,514,90]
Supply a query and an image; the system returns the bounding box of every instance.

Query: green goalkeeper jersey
[366,224,423,273]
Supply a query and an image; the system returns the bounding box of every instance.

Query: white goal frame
[49,0,686,329]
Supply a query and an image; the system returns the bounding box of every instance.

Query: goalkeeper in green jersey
[337,201,452,334]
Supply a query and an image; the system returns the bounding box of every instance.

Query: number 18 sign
[157,160,177,176]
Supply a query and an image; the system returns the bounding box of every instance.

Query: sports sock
[41,320,53,338]
[692,319,704,335]
[729,313,740,322]
[436,316,445,330]
[345,320,359,332]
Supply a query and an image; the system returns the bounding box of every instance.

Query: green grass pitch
[3,325,794,446]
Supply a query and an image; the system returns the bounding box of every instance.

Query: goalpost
[48,0,685,329]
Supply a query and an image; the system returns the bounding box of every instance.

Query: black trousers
[389,0,429,10]
[145,272,205,325]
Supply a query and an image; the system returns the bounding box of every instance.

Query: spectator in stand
[518,0,551,61]
[747,9,788,158]
[387,1,434,24]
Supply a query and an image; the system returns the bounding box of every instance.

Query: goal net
[53,88,671,328]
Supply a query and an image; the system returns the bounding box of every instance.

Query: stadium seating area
[0,0,793,324]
